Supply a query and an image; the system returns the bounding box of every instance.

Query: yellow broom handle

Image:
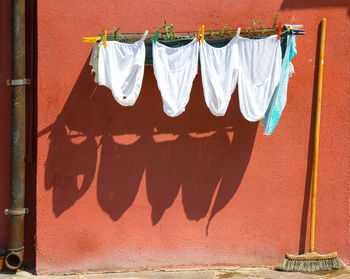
[309,18,326,253]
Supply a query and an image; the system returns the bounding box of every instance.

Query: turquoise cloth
[262,35,297,135]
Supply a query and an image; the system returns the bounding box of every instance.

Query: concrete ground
[1,267,350,279]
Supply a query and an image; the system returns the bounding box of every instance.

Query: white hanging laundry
[153,39,199,117]
[237,35,282,122]
[200,31,240,116]
[97,33,147,106]
[89,42,100,83]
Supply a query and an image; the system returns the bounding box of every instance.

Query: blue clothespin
[292,29,306,35]
[154,30,160,43]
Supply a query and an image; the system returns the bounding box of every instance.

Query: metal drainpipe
[4,0,28,271]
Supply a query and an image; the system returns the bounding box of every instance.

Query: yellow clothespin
[103,30,107,48]
[196,26,202,42]
[83,36,101,43]
[201,25,205,43]
[83,37,100,41]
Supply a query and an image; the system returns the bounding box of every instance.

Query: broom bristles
[276,252,346,272]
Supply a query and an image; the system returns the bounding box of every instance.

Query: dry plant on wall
[160,20,177,40]
[107,12,282,42]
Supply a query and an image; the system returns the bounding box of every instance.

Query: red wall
[13,0,350,274]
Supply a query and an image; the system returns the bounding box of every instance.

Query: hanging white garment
[153,39,199,117]
[200,37,239,116]
[238,35,282,122]
[98,36,146,106]
[89,43,100,83]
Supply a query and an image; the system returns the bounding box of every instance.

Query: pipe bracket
[6,79,30,86]
[4,208,28,216]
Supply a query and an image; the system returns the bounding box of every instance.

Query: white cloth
[153,39,199,117]
[200,37,239,116]
[238,35,282,122]
[89,43,100,83]
[98,39,146,106]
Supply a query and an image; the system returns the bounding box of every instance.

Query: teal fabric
[261,35,297,135]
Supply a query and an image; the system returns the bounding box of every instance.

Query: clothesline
[110,24,304,36]
[114,27,278,34]
[83,24,305,43]
[83,30,303,43]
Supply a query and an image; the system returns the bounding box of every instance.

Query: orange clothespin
[103,30,107,48]
[201,24,205,43]
[277,21,282,40]
[196,26,202,42]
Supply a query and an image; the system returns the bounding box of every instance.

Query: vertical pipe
[5,0,26,270]
[309,18,326,253]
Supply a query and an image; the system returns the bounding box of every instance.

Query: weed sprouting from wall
[105,12,283,42]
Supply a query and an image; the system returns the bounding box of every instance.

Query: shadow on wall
[38,56,258,234]
[280,0,350,16]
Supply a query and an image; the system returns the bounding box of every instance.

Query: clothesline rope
[110,28,278,35]
[84,25,305,43]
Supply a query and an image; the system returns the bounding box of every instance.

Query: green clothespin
[154,30,159,43]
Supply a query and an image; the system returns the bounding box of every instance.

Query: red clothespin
[277,21,282,40]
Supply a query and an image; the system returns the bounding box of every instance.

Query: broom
[276,18,346,272]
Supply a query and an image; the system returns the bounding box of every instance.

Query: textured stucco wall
[32,0,350,274]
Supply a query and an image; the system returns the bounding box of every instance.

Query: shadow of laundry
[44,116,98,217]
[40,53,258,234]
